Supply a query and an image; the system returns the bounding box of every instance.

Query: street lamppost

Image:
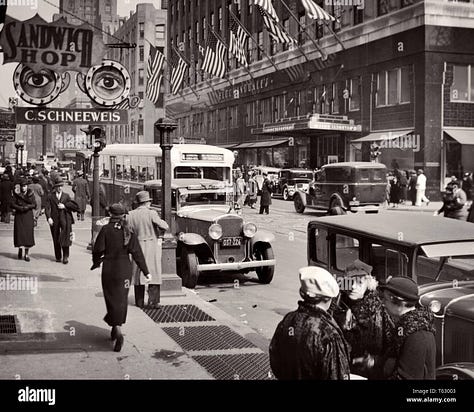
[110,155,116,204]
[155,118,181,293]
[81,125,106,248]
[15,140,25,169]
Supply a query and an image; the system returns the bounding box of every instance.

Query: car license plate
[221,237,242,247]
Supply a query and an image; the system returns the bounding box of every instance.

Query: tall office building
[105,2,167,144]
[166,0,474,198]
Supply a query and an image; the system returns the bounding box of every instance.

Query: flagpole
[277,0,329,72]
[229,9,279,73]
[324,22,346,50]
[226,14,256,82]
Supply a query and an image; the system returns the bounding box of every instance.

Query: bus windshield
[174,166,231,181]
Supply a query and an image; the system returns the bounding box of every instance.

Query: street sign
[0,111,16,128]
[16,107,129,125]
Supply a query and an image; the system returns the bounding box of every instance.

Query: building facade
[165,0,474,198]
[105,2,167,144]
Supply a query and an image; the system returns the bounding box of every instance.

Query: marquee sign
[15,108,129,125]
[0,14,105,74]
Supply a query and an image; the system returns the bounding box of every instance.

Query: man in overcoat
[127,191,169,308]
[72,170,90,221]
[259,172,273,215]
[45,178,79,264]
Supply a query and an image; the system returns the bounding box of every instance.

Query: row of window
[101,155,159,183]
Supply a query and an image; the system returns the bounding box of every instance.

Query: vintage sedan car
[306,213,474,375]
[294,162,387,214]
[144,178,276,288]
[274,168,314,201]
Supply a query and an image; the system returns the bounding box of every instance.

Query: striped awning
[301,0,336,22]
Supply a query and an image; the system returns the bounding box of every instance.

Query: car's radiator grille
[445,316,474,363]
[217,215,242,237]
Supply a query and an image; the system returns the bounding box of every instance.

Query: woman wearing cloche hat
[92,203,151,352]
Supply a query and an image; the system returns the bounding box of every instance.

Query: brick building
[165,0,474,198]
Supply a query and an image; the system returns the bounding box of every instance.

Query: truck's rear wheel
[294,193,305,213]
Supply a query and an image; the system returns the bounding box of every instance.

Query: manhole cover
[192,353,273,380]
[162,325,256,351]
[0,315,17,334]
[143,305,215,323]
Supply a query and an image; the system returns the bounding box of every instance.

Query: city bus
[97,144,235,210]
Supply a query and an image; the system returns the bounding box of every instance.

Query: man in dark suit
[45,178,79,264]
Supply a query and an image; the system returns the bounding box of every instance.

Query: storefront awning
[233,138,289,149]
[252,114,362,137]
[352,130,413,142]
[219,143,238,149]
[444,128,474,145]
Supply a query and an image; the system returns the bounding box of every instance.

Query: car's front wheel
[254,244,274,284]
[179,247,199,289]
[294,193,305,213]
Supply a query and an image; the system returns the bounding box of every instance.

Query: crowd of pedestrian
[233,167,275,215]
[269,264,436,380]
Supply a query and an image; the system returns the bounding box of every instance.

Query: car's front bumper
[350,204,380,212]
[197,259,276,272]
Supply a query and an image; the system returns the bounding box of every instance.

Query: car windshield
[177,189,229,207]
[291,171,313,179]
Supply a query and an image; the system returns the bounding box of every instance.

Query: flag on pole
[254,0,279,21]
[256,4,295,44]
[170,49,189,95]
[145,45,165,104]
[228,13,248,67]
[301,0,335,21]
[201,30,227,79]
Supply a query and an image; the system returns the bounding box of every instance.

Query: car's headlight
[429,300,442,314]
[243,223,257,238]
[209,223,223,240]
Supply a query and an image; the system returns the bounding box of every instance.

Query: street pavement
[0,192,443,380]
[0,202,272,380]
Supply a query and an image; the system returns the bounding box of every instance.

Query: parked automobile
[274,168,314,201]
[251,166,281,191]
[293,162,387,214]
[306,213,474,374]
[144,178,276,288]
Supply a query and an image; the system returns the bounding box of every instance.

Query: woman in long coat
[92,203,150,352]
[28,176,44,226]
[10,178,36,261]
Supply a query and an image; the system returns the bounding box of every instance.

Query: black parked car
[274,168,314,201]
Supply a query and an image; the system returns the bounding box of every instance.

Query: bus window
[123,156,131,180]
[130,156,139,182]
[335,235,360,271]
[174,167,201,179]
[202,167,230,181]
[115,156,124,180]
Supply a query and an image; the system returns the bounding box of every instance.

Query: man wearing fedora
[126,190,169,308]
[379,276,436,379]
[72,170,90,221]
[269,266,351,380]
[45,177,79,264]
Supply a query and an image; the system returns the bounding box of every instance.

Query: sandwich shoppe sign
[0,14,105,73]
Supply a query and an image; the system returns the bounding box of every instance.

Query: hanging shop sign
[0,14,105,73]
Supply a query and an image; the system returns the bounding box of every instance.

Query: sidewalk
[382,201,442,213]
[0,211,272,380]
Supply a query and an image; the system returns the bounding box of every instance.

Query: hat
[345,259,373,277]
[77,170,83,176]
[299,266,339,299]
[135,190,152,203]
[109,203,126,216]
[380,277,419,303]
[16,177,28,186]
[52,177,63,188]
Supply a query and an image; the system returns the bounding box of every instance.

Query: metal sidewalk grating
[143,304,215,323]
[162,325,257,351]
[192,353,273,380]
[0,315,17,334]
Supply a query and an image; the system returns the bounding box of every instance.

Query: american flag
[254,0,279,21]
[228,13,248,67]
[201,30,227,79]
[170,48,189,95]
[145,45,165,104]
[301,0,335,21]
[256,4,295,45]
